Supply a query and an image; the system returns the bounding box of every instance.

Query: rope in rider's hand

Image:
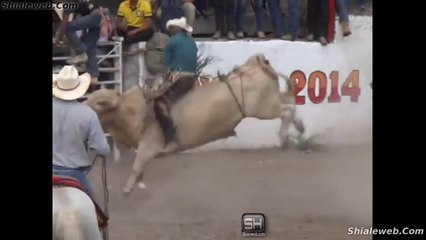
[100,155,109,217]
[87,154,109,239]
[93,154,109,240]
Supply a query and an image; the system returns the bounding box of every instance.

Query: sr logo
[241,213,266,237]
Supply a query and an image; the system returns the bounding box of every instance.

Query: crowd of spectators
[114,0,370,46]
[53,0,371,49]
[52,0,370,89]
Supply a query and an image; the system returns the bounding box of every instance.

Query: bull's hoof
[122,186,134,197]
[162,141,179,154]
[113,147,121,162]
[279,136,290,150]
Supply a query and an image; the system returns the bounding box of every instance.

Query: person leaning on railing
[115,0,155,45]
[336,0,351,37]
[306,0,329,45]
[212,0,236,40]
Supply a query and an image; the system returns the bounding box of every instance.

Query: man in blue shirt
[164,17,197,72]
[52,65,110,196]
[154,17,198,152]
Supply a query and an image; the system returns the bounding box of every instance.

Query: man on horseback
[52,65,110,196]
[154,17,198,152]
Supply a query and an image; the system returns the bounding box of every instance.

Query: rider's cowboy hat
[52,65,91,100]
[166,17,193,33]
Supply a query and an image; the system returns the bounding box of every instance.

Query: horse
[53,187,102,240]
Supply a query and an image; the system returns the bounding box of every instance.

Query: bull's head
[86,89,120,115]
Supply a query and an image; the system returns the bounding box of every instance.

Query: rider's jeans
[53,165,94,197]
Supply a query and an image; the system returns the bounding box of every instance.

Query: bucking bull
[86,54,305,195]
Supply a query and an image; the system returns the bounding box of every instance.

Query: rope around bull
[223,73,246,118]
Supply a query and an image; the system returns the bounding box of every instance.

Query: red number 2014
[290,70,361,105]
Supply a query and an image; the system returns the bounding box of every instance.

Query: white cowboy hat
[52,65,91,100]
[166,17,193,33]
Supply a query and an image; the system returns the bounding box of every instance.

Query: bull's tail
[278,73,295,93]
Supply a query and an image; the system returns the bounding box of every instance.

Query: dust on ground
[89,142,372,240]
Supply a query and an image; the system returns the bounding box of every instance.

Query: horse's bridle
[223,73,246,118]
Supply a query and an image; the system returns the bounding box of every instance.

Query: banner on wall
[196,40,372,107]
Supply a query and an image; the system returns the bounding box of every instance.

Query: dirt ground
[89,141,372,240]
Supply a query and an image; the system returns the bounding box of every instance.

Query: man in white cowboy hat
[52,65,110,197]
[153,16,198,152]
[164,16,196,71]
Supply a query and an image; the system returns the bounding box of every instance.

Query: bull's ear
[97,97,119,109]
[256,55,262,63]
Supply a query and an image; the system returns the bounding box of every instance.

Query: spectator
[115,0,155,45]
[54,0,102,84]
[235,0,247,39]
[355,0,367,13]
[306,0,329,45]
[213,0,236,40]
[265,0,285,39]
[250,0,267,39]
[52,5,74,42]
[282,0,299,41]
[155,0,196,33]
[156,0,183,33]
[336,0,351,37]
[182,0,196,27]
[194,0,211,18]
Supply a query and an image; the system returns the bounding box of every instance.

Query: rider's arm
[87,109,110,156]
[164,38,175,70]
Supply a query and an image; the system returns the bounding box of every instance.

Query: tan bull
[86,54,304,195]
